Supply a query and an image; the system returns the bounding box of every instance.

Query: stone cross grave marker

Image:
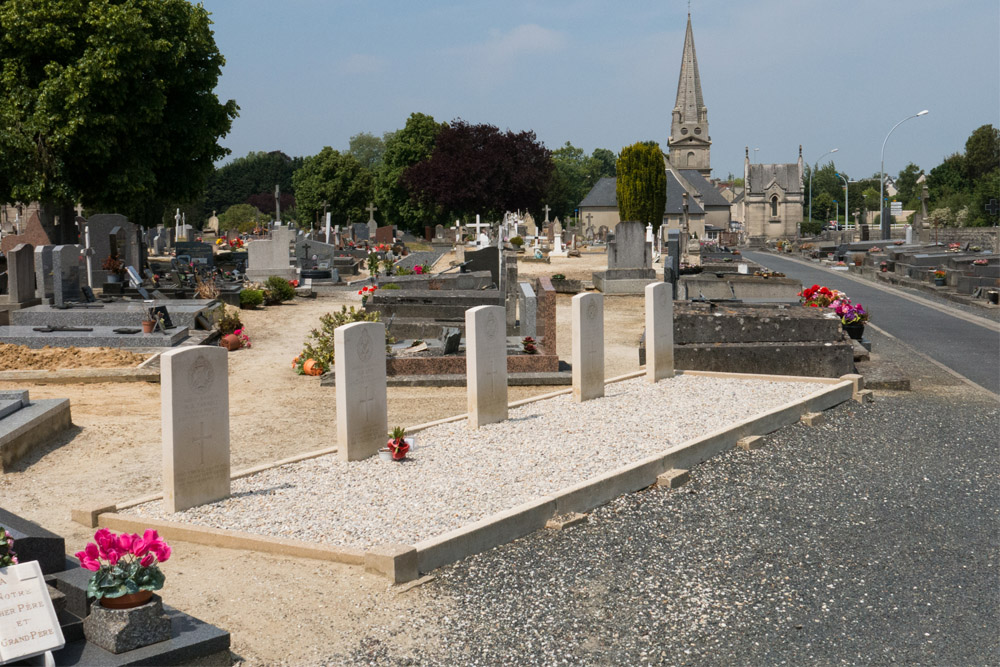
[466,305,508,428]
[645,282,675,382]
[572,293,605,402]
[543,204,551,223]
[335,322,388,461]
[161,346,230,513]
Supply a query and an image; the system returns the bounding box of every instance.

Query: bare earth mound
[0,343,148,370]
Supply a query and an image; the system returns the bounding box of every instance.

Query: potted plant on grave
[879,261,889,272]
[141,306,163,334]
[1,526,18,566]
[75,528,171,609]
[933,269,947,286]
[833,296,869,340]
[382,426,412,461]
[102,256,126,282]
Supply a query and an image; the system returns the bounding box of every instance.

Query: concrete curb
[74,371,852,583]
[0,398,72,471]
[0,368,160,384]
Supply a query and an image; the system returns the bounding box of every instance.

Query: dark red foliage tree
[401,120,553,220]
[246,191,296,216]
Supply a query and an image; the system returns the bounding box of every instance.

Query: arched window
[770,195,779,217]
[687,151,696,165]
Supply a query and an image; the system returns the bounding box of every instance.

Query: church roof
[678,170,732,208]
[673,14,705,123]
[577,174,706,216]
[579,177,618,208]
[747,163,802,195]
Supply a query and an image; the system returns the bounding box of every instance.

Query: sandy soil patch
[0,344,148,371]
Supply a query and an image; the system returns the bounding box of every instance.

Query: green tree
[964,124,1000,184]
[812,192,834,222]
[927,153,967,203]
[218,203,263,233]
[348,132,389,171]
[894,162,922,208]
[969,167,1000,226]
[615,142,666,227]
[0,0,238,226]
[293,148,372,226]
[590,148,617,178]
[374,113,446,233]
[205,151,302,215]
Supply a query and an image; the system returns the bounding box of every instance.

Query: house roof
[678,170,732,207]
[579,174,707,216]
[579,177,617,208]
[666,172,705,215]
[748,163,802,194]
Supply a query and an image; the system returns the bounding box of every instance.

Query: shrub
[264,276,295,304]
[551,273,566,280]
[395,266,415,276]
[800,221,823,236]
[510,236,524,247]
[296,306,395,374]
[239,289,264,309]
[381,283,401,290]
[215,306,243,335]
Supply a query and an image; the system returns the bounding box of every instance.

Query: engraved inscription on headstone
[0,561,66,664]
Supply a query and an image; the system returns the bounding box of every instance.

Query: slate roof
[678,170,732,208]
[579,177,617,208]
[579,174,706,216]
[748,163,802,194]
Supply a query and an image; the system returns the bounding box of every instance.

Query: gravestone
[161,346,230,513]
[593,221,656,294]
[0,560,65,663]
[51,245,82,306]
[375,226,394,246]
[246,239,296,281]
[174,241,214,266]
[335,322,387,461]
[434,224,445,240]
[0,211,52,256]
[33,246,54,301]
[572,293,605,402]
[6,243,37,305]
[518,282,536,337]
[645,282,675,382]
[352,222,370,241]
[367,218,378,240]
[466,305,507,428]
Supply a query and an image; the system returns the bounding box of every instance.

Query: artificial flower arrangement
[215,237,226,246]
[233,328,252,348]
[798,284,844,308]
[75,528,171,601]
[229,238,244,249]
[1,526,17,566]
[386,426,411,460]
[101,255,125,275]
[522,336,538,355]
[933,269,947,279]
[867,247,882,253]
[973,259,989,266]
[358,284,378,305]
[413,265,424,275]
[834,299,869,326]
[290,279,299,287]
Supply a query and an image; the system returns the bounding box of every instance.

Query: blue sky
[202,0,999,183]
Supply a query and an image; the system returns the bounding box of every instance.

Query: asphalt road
[742,250,1000,395]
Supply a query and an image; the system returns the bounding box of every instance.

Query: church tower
[668,14,711,177]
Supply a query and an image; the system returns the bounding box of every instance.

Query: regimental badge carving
[658,287,669,309]
[485,311,499,339]
[189,354,214,393]
[358,329,374,362]
[587,299,598,321]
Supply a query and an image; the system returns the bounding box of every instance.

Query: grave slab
[0,397,71,472]
[0,325,188,348]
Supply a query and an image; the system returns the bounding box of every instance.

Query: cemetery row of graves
[0,204,995,663]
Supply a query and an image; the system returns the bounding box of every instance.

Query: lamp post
[808,148,838,225]
[835,172,849,231]
[880,110,928,239]
[753,147,760,164]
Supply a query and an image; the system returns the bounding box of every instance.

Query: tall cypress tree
[616,142,667,229]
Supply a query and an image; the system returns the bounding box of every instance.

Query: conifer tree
[616,142,666,228]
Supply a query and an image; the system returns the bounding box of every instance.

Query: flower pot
[141,320,155,334]
[100,589,152,609]
[386,436,412,460]
[220,333,242,351]
[934,278,946,287]
[843,323,865,340]
[302,359,323,376]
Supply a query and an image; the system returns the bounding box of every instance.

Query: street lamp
[753,147,760,164]
[835,172,849,231]
[880,110,929,239]
[808,148,838,225]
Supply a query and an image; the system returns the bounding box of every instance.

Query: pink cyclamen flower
[94,528,114,548]
[85,542,101,561]
[106,548,121,565]
[234,329,242,336]
[139,553,156,568]
[151,542,172,562]
[142,529,160,545]
[130,537,148,557]
[117,533,134,552]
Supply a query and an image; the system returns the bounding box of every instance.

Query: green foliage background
[616,142,666,228]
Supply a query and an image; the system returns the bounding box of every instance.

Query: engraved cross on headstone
[483,353,503,399]
[191,421,210,466]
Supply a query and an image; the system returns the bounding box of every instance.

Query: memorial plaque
[0,561,65,663]
[161,347,230,512]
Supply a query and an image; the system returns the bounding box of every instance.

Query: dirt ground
[0,344,148,371]
[0,251,647,665]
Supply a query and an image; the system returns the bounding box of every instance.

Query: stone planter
[83,593,171,654]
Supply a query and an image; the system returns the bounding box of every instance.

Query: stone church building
[579,14,730,242]
[743,146,805,242]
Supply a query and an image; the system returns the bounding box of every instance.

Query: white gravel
[122,375,827,549]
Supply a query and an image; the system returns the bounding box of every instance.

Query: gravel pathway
[123,374,827,549]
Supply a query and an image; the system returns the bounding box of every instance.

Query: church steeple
[668,13,711,176]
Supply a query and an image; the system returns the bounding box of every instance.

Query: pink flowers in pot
[75,528,171,600]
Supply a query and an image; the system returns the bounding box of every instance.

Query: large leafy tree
[402,119,553,222]
[348,132,390,171]
[0,0,238,226]
[964,124,1000,184]
[894,162,922,209]
[374,112,445,233]
[544,143,618,221]
[292,148,372,227]
[205,151,302,216]
[616,142,666,227]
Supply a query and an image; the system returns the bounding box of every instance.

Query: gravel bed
[123,374,827,549]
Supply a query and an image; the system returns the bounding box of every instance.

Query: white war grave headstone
[466,305,507,427]
[0,560,66,665]
[161,346,230,513]
[572,293,605,402]
[335,321,388,461]
[645,282,675,382]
